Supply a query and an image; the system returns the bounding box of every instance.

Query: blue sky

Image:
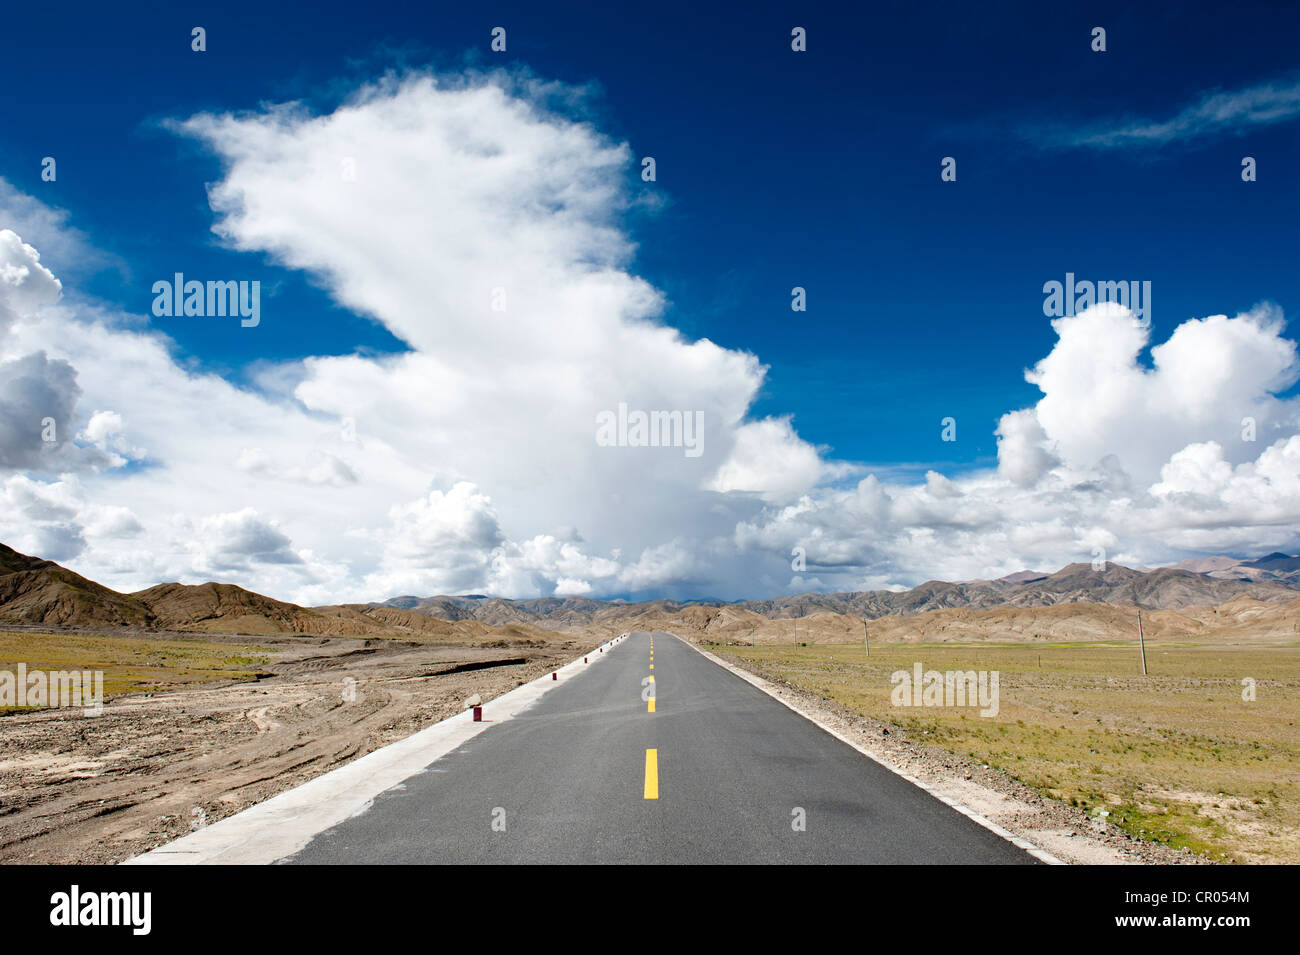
[2,1,1299,600]
[6,1,1295,473]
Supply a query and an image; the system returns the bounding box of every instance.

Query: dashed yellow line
[648,636,657,718]
[644,749,658,799]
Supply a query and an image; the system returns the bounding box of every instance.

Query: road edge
[679,635,1066,865]
[122,635,629,865]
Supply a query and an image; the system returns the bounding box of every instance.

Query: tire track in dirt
[0,632,605,863]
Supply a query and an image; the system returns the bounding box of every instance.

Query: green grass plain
[0,631,270,711]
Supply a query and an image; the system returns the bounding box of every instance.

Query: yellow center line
[647,698,655,713]
[644,749,658,799]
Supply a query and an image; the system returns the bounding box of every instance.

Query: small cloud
[1022,75,1300,151]
[553,577,592,596]
[236,447,357,487]
[196,508,303,571]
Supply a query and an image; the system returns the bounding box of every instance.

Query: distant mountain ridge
[5,540,1300,635]
[1242,552,1300,571]
[377,558,1300,628]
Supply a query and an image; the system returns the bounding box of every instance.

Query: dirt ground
[0,627,606,864]
[6,616,1279,866]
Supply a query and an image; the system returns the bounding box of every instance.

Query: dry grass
[703,639,1300,863]
[0,631,270,710]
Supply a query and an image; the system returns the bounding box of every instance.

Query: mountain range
[4,540,1300,636]
[375,558,1300,627]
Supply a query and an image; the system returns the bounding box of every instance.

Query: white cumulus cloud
[2,70,1300,602]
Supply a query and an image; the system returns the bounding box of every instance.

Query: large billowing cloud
[2,69,1300,603]
[737,303,1300,587]
[1025,303,1298,482]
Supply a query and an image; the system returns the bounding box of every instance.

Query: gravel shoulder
[698,642,1208,865]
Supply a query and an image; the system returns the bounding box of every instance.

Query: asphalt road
[286,632,1038,864]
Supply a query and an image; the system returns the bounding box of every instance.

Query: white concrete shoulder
[123,636,626,865]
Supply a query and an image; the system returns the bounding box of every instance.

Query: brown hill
[312,604,505,640]
[0,543,153,628]
[131,581,331,634]
[127,583,543,639]
[0,543,569,641]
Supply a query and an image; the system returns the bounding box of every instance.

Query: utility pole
[1137,608,1148,675]
[863,617,869,658]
